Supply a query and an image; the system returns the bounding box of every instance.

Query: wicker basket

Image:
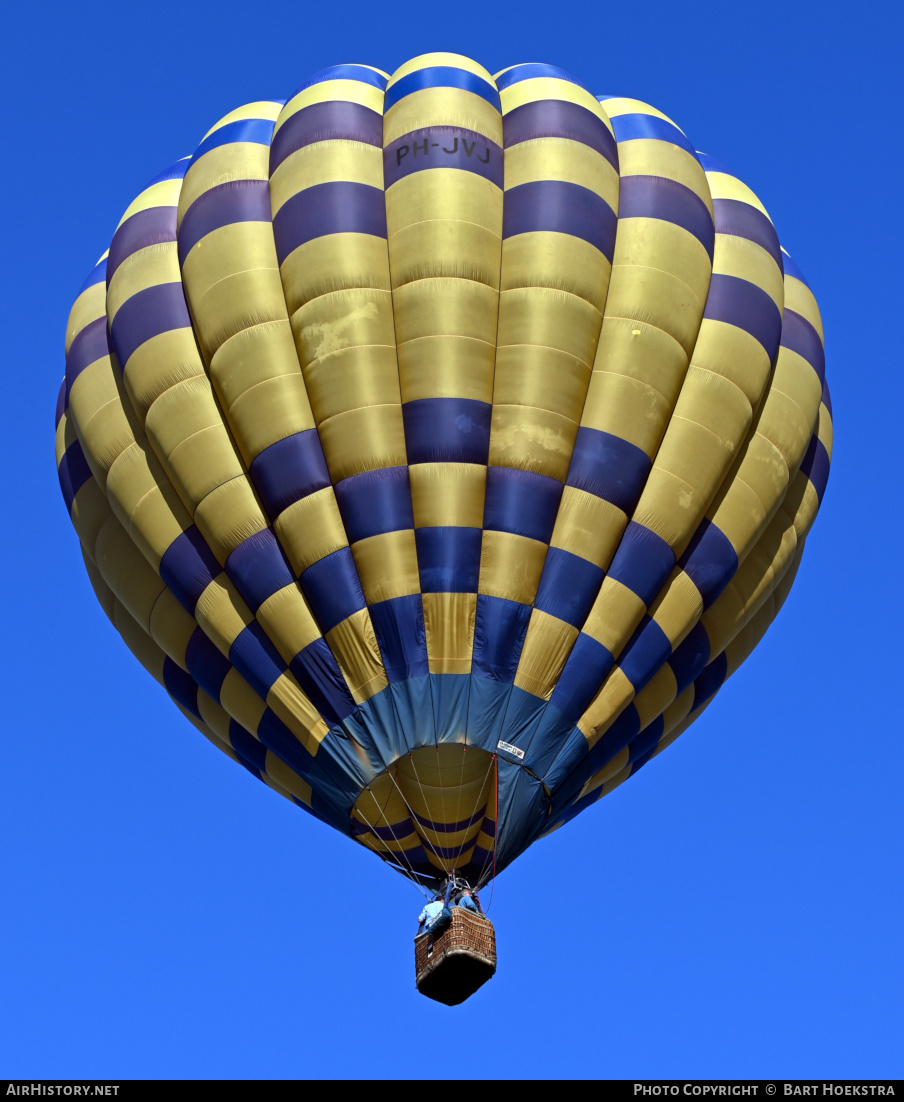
[415,908,497,1005]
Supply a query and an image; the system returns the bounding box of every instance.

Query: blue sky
[2,0,901,1080]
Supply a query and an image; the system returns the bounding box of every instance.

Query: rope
[483,754,499,913]
[375,762,396,826]
[450,743,468,860]
[449,748,496,871]
[474,752,498,888]
[356,786,432,899]
[434,745,451,870]
[388,754,451,877]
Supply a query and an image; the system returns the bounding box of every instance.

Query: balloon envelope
[56,54,832,890]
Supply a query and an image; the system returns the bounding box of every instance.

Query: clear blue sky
[2,0,901,1080]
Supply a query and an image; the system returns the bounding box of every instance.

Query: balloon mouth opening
[349,744,498,887]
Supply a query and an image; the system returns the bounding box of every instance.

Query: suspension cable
[355,786,432,899]
[387,754,451,878]
[483,754,500,912]
[475,754,500,904]
[433,745,451,874]
[450,742,468,860]
[450,748,496,871]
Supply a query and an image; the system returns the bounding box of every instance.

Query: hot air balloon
[55,53,832,1003]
